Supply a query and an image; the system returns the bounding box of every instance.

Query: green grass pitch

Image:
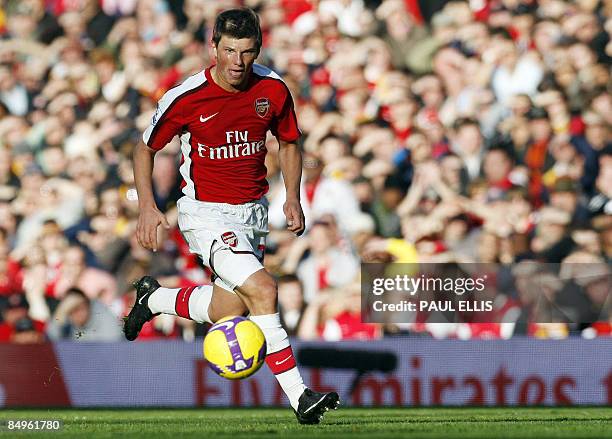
[1,408,611,438]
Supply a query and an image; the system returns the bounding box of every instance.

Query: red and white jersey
[143,64,300,204]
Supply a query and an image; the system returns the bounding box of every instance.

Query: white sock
[148,285,213,324]
[250,313,306,410]
[147,287,177,315]
[189,286,213,323]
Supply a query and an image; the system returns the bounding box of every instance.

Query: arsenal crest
[221,231,238,247]
[255,97,269,118]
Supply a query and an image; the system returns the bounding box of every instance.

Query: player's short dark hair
[213,8,262,52]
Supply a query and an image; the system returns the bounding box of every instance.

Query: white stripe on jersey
[179,132,195,199]
[142,71,208,145]
[252,63,284,81]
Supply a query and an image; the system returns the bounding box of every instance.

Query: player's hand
[136,205,170,252]
[283,198,305,236]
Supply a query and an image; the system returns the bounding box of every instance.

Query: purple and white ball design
[203,315,267,380]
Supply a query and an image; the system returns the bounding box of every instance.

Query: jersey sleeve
[272,86,301,143]
[142,92,184,150]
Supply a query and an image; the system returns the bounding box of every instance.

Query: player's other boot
[293,388,340,424]
[123,276,160,341]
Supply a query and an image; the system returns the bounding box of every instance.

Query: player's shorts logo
[255,98,269,118]
[221,231,238,247]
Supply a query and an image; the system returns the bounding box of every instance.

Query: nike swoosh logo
[200,112,219,123]
[138,291,150,305]
[304,394,327,414]
[275,355,292,366]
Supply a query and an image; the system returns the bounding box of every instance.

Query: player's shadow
[297,347,397,403]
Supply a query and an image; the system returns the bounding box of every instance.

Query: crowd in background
[0,0,610,343]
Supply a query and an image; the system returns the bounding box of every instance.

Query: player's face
[213,35,259,91]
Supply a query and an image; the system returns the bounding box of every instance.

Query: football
[203,315,267,380]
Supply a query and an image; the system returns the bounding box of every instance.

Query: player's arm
[278,140,305,236]
[136,85,185,251]
[133,142,170,252]
[274,81,304,236]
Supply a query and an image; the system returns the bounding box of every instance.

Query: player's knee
[242,273,277,305]
[256,277,278,305]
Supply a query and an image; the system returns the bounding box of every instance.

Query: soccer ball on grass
[203,316,267,379]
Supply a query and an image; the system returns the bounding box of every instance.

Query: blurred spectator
[278,274,306,336]
[369,174,405,237]
[0,240,23,296]
[587,152,612,216]
[594,216,612,262]
[283,218,359,303]
[451,118,485,181]
[548,177,590,227]
[298,284,381,341]
[11,316,46,344]
[0,293,45,342]
[48,244,118,308]
[46,287,122,341]
[269,150,362,233]
[523,107,554,205]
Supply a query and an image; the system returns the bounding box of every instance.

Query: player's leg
[125,197,251,340]
[235,269,303,403]
[124,279,247,341]
[217,199,339,423]
[148,281,248,322]
[234,268,339,424]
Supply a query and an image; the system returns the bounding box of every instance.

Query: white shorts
[177,196,268,292]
